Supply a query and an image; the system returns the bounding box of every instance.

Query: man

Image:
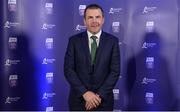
[64,4,120,111]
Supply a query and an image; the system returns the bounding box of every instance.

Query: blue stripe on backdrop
[176,0,180,110]
[0,0,3,110]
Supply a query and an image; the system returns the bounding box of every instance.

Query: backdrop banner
[0,0,180,111]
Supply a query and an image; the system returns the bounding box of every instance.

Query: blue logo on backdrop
[4,21,20,29]
[112,22,120,33]
[109,7,122,14]
[5,97,21,104]
[79,5,86,16]
[42,92,56,100]
[9,75,18,87]
[5,59,20,66]
[46,107,54,112]
[142,42,157,49]
[75,24,86,31]
[143,6,157,14]
[45,3,53,15]
[46,72,54,84]
[113,89,119,100]
[145,21,155,32]
[45,38,53,50]
[141,77,156,85]
[9,37,17,50]
[42,58,56,64]
[8,0,17,12]
[42,23,55,30]
[146,57,154,69]
[145,92,154,104]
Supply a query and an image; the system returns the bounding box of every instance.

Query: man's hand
[83,91,101,110]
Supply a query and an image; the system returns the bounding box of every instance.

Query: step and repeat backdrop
[0,0,180,111]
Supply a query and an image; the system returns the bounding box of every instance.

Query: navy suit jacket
[64,31,120,110]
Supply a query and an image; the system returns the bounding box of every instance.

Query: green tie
[91,36,97,65]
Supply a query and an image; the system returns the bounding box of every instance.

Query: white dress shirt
[87,30,102,53]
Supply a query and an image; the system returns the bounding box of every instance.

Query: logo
[112,22,120,33]
[5,59,11,66]
[42,23,55,30]
[9,75,18,87]
[42,58,55,64]
[142,42,157,49]
[79,5,86,16]
[46,72,53,84]
[146,57,154,69]
[4,21,20,29]
[5,59,20,66]
[75,24,86,31]
[143,6,157,14]
[146,21,154,32]
[46,107,53,112]
[42,92,56,100]
[45,3,53,14]
[109,8,122,14]
[142,77,156,84]
[9,37,17,49]
[8,0,17,12]
[45,38,53,49]
[145,92,154,104]
[4,21,10,28]
[5,96,20,104]
[119,42,122,46]
[113,89,119,100]
[114,109,121,112]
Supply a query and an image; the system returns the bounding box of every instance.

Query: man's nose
[92,17,97,22]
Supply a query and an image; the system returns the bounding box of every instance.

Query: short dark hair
[84,4,104,18]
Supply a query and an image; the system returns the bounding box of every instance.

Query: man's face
[84,8,104,34]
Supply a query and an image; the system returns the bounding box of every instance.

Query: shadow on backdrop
[1,33,40,110]
[125,32,176,110]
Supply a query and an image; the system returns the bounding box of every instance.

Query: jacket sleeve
[64,37,87,97]
[98,38,120,100]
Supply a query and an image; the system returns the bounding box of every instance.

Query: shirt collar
[87,30,102,39]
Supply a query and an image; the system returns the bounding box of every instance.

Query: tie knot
[91,36,97,41]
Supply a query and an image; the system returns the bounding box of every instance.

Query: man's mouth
[91,25,99,27]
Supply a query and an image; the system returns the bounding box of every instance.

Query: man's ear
[102,17,105,24]
[83,18,86,26]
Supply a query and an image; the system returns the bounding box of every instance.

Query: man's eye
[88,17,93,19]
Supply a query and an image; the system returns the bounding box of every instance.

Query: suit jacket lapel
[95,32,106,66]
[81,32,91,64]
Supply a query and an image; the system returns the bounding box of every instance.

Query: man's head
[83,4,104,34]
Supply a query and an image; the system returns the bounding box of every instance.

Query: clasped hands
[83,91,101,110]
